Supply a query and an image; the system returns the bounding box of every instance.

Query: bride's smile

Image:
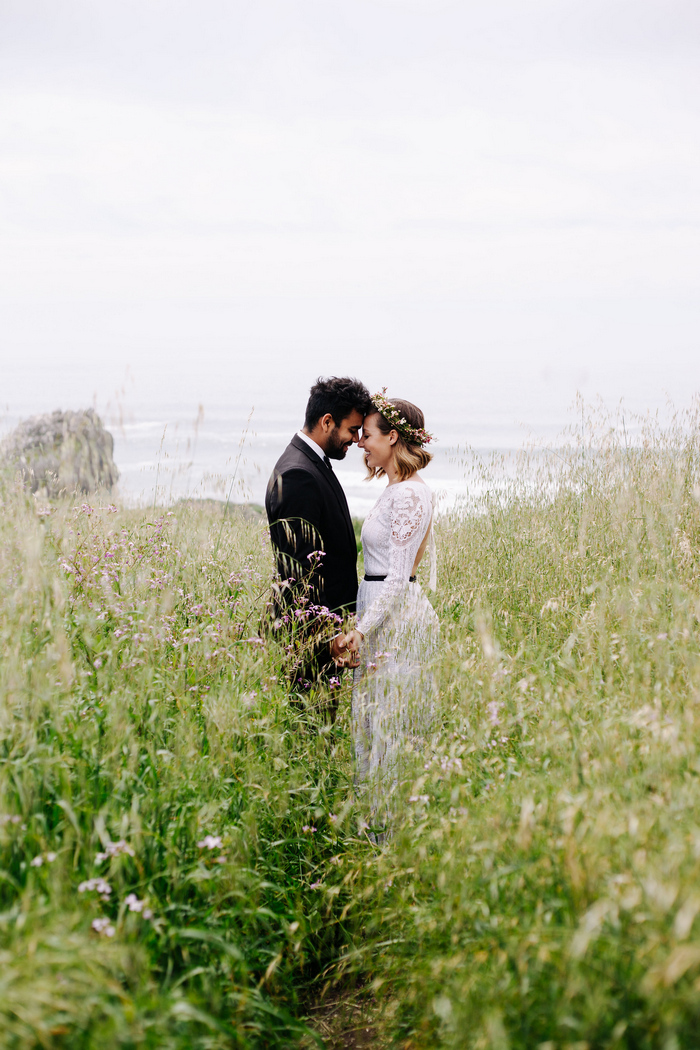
[358,413,398,479]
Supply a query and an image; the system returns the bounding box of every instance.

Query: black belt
[364,574,416,583]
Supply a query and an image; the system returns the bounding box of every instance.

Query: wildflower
[95,840,135,863]
[487,700,501,726]
[197,834,223,850]
[408,795,430,804]
[329,814,338,824]
[79,877,112,900]
[310,881,323,889]
[124,893,152,917]
[302,825,317,834]
[92,917,116,937]
[328,676,340,689]
[30,856,43,867]
[0,815,21,826]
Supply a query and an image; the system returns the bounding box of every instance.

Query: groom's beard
[326,429,352,460]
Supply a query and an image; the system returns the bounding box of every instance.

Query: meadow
[2,404,700,1048]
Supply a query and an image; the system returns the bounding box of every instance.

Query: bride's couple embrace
[265,376,438,814]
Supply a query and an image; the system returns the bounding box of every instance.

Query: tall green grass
[330,402,700,1048]
[0,492,367,1047]
[3,402,700,1047]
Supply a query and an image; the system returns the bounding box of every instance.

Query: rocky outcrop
[1,409,119,497]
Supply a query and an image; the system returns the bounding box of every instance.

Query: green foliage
[0,492,365,1048]
[4,400,700,1048]
[329,402,700,1048]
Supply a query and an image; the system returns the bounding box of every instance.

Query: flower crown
[370,388,434,446]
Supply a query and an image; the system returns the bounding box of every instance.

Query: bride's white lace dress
[352,479,439,815]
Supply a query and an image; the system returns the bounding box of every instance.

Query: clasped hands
[330,629,364,670]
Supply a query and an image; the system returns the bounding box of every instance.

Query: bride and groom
[266,376,438,803]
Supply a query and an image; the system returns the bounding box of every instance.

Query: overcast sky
[1,0,699,430]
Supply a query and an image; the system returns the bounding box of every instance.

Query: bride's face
[359,412,396,472]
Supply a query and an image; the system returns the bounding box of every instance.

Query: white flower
[95,840,135,863]
[92,917,116,937]
[32,851,58,865]
[197,834,222,850]
[124,892,151,913]
[123,892,154,920]
[79,877,112,899]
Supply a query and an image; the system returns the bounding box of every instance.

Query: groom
[265,376,371,679]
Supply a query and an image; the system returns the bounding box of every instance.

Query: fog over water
[2,344,697,516]
[2,1,699,514]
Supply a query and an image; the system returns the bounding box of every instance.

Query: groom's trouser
[262,604,343,719]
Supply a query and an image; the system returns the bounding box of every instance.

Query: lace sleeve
[356,486,430,636]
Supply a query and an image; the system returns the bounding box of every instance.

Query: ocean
[2,350,697,518]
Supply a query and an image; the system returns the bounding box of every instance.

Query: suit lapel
[291,435,355,548]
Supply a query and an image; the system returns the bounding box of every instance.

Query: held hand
[329,633,347,662]
[343,629,364,666]
[330,631,361,670]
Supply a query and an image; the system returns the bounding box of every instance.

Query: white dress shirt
[296,429,327,463]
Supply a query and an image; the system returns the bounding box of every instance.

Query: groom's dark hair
[304,376,371,429]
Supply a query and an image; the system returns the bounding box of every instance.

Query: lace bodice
[356,481,434,637]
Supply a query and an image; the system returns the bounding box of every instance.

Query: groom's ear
[319,413,335,433]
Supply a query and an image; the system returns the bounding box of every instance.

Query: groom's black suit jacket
[265,435,358,615]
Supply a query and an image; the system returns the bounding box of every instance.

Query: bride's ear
[389,430,398,446]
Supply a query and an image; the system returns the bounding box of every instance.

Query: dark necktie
[323,455,333,471]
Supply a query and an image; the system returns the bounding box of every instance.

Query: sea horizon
[3,390,695,518]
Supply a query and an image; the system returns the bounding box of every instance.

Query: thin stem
[214,406,255,556]
[152,424,167,513]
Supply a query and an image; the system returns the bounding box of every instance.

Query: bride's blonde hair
[365,398,433,482]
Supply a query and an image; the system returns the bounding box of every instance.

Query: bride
[343,390,439,827]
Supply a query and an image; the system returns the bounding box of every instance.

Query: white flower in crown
[369,388,434,447]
